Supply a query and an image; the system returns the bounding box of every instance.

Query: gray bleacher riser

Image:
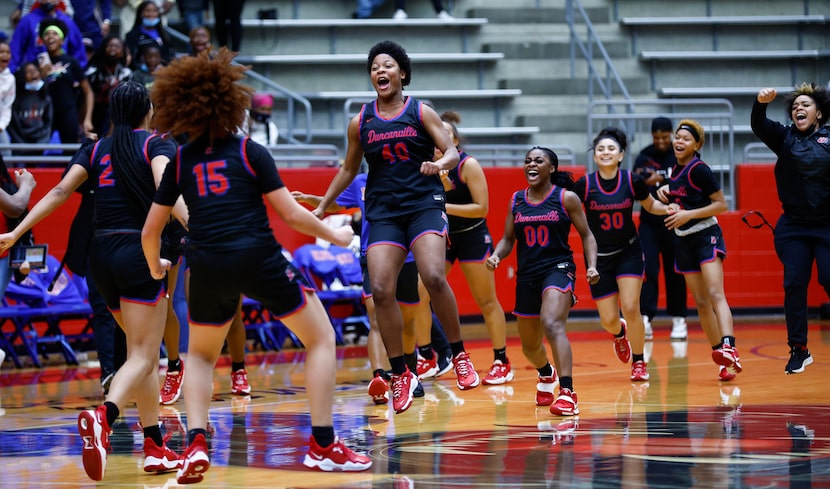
[625,25,827,52]
[236,25,484,56]
[482,39,629,59]
[646,60,829,90]
[245,63,498,92]
[468,6,612,23]
[613,0,830,18]
[501,76,650,97]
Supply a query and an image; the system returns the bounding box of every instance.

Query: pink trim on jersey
[120,285,166,307]
[457,154,471,184]
[89,139,103,165]
[357,104,367,133]
[523,185,557,207]
[373,96,411,122]
[557,187,570,221]
[367,241,407,252]
[592,169,622,196]
[274,284,313,319]
[410,225,447,249]
[240,137,256,177]
[175,146,183,185]
[684,159,706,192]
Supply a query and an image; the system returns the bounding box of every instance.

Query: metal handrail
[163,26,314,144]
[0,143,342,168]
[587,98,736,209]
[742,142,776,163]
[565,0,632,105]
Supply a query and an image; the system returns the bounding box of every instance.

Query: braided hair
[108,80,155,217]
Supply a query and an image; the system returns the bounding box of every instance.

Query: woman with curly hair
[143,48,371,483]
[658,119,741,382]
[0,80,185,481]
[311,40,481,415]
[752,83,830,374]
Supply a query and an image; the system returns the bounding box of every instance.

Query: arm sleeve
[631,172,651,201]
[750,100,787,155]
[573,175,587,203]
[154,156,180,206]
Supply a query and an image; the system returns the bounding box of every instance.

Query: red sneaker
[452,351,480,390]
[176,433,210,484]
[712,344,743,373]
[231,368,251,395]
[630,360,650,381]
[144,433,183,473]
[303,435,372,472]
[416,353,438,379]
[160,363,184,405]
[613,319,631,363]
[718,365,737,382]
[78,405,111,481]
[535,370,559,406]
[390,369,418,414]
[483,359,514,385]
[550,387,579,416]
[367,371,389,405]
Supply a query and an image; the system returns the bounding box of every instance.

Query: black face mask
[252,112,270,123]
[41,3,56,13]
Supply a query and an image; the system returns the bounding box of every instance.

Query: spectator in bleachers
[178,0,207,34]
[9,0,75,29]
[86,34,132,136]
[392,0,453,20]
[0,40,15,157]
[9,62,53,151]
[633,116,688,341]
[752,84,830,375]
[130,39,162,89]
[247,92,278,146]
[114,0,174,35]
[38,19,94,143]
[71,0,112,48]
[9,0,87,73]
[124,1,175,69]
[211,0,244,52]
[187,25,212,56]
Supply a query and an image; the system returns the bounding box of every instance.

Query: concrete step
[468,6,612,24]
[482,39,629,59]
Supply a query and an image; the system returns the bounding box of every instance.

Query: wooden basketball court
[1,318,829,488]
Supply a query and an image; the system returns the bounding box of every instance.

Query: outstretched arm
[267,186,354,247]
[0,165,87,252]
[313,115,363,218]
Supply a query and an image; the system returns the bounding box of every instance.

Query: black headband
[677,124,700,142]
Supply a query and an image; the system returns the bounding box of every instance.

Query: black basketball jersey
[74,130,176,230]
[359,97,445,220]
[667,157,721,231]
[155,136,285,252]
[579,169,642,254]
[511,186,574,280]
[444,151,485,232]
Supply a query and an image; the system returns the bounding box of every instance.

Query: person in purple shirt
[9,0,87,73]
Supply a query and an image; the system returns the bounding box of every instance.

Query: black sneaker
[785,346,813,374]
[413,380,425,398]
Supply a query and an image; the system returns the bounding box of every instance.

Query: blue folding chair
[292,244,370,345]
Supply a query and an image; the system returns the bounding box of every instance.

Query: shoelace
[455,355,470,377]
[162,371,181,392]
[392,375,405,399]
[233,372,247,387]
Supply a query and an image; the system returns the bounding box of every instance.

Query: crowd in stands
[0,0,276,153]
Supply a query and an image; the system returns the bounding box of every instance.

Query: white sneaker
[393,9,408,20]
[437,10,453,20]
[670,317,687,340]
[642,315,653,341]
